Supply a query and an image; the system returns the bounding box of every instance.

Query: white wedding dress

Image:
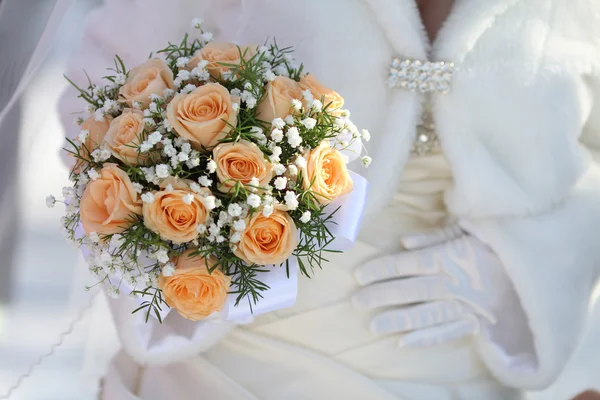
[101,113,519,400]
[59,0,600,399]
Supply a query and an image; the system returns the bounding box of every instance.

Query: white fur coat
[59,0,600,391]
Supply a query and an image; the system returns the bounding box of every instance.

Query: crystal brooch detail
[388,58,454,93]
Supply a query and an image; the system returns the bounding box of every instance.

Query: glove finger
[397,316,479,348]
[354,249,440,286]
[352,276,451,310]
[399,225,463,250]
[370,300,469,335]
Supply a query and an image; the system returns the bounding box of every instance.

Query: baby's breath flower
[274,176,287,190]
[191,67,210,81]
[192,17,203,29]
[248,177,260,191]
[262,204,274,217]
[154,248,170,264]
[274,164,286,176]
[312,99,323,111]
[233,219,247,232]
[230,232,242,244]
[92,148,111,163]
[291,99,303,112]
[196,224,207,234]
[271,118,285,129]
[140,142,153,153]
[301,117,317,130]
[204,195,217,210]
[271,146,282,159]
[263,70,276,81]
[176,57,190,68]
[46,195,56,208]
[132,182,144,194]
[94,109,105,121]
[198,175,212,187]
[286,126,302,143]
[177,152,189,162]
[77,129,89,142]
[188,182,201,193]
[300,211,312,223]
[155,164,170,178]
[115,73,126,85]
[141,192,155,203]
[143,118,156,127]
[103,99,117,113]
[245,97,257,109]
[270,128,283,143]
[284,191,299,210]
[87,169,100,181]
[284,115,295,125]
[288,165,298,176]
[228,203,242,217]
[361,155,372,167]
[295,155,307,169]
[163,88,175,99]
[361,129,371,142]
[273,65,288,76]
[162,262,176,277]
[178,193,193,205]
[182,83,197,93]
[302,89,314,103]
[177,70,191,82]
[246,193,261,208]
[148,131,162,145]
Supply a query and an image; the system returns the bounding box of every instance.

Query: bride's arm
[460,73,600,389]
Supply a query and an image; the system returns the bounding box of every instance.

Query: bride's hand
[352,226,514,347]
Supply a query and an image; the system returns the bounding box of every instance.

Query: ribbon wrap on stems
[77,172,368,323]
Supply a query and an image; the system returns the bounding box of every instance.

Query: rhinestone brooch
[388,58,454,93]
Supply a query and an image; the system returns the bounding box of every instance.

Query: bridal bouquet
[49,19,370,323]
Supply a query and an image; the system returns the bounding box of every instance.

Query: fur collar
[361,0,522,61]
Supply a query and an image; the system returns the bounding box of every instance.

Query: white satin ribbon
[75,172,367,322]
[222,260,298,321]
[325,171,369,251]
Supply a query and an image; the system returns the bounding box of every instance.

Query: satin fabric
[102,154,521,399]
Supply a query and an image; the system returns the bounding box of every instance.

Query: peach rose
[119,58,175,108]
[104,109,148,165]
[159,250,230,321]
[167,83,238,149]
[256,76,304,123]
[80,163,142,236]
[143,179,211,244]
[301,141,353,205]
[188,42,256,78]
[235,206,298,266]
[72,116,111,173]
[299,74,344,111]
[212,140,273,193]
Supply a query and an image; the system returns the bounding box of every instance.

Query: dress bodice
[234,106,491,385]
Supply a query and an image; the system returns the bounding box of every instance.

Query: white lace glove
[352,226,515,348]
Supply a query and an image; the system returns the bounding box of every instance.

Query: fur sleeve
[459,43,600,389]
